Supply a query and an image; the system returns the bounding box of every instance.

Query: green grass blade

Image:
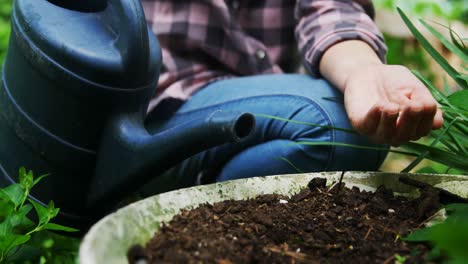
[459,73,468,82]
[449,26,467,56]
[445,115,468,135]
[277,157,304,173]
[429,130,462,154]
[424,20,467,56]
[413,70,448,101]
[440,106,468,118]
[402,142,468,172]
[401,117,460,173]
[255,114,357,134]
[443,77,451,94]
[445,131,468,156]
[436,136,462,154]
[293,141,417,156]
[420,20,468,62]
[397,8,467,89]
[413,71,468,125]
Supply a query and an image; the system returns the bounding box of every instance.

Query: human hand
[343,63,444,146]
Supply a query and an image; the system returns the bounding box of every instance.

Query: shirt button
[255,49,266,60]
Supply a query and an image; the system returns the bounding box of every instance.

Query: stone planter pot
[79,171,468,264]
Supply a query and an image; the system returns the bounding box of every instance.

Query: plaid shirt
[142,0,387,111]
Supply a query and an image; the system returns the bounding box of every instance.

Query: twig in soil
[265,246,317,263]
[363,226,373,240]
[326,171,346,195]
[336,171,345,195]
[399,176,468,204]
[327,182,339,194]
[382,255,395,264]
[394,234,401,242]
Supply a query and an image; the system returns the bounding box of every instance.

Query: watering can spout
[87,111,255,209]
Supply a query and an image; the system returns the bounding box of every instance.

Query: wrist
[319,40,383,91]
[343,60,383,93]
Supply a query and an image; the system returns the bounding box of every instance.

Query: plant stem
[336,171,345,194]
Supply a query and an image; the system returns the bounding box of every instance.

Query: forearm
[319,40,383,93]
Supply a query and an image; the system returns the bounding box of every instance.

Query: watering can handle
[113,0,150,75]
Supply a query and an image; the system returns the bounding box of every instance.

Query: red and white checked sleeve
[295,0,387,76]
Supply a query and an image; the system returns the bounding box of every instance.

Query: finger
[392,96,412,145]
[432,107,444,130]
[415,102,438,138]
[374,103,399,145]
[354,103,381,135]
[410,84,441,135]
[399,100,424,141]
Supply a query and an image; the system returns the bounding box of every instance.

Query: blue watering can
[0,0,255,227]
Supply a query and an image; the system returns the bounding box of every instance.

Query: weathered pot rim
[79,171,468,264]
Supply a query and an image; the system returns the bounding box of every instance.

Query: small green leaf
[18,167,33,191]
[405,204,468,263]
[0,204,34,237]
[42,223,79,233]
[45,201,60,220]
[0,198,14,216]
[0,205,15,237]
[404,224,435,242]
[445,204,468,215]
[42,238,54,249]
[448,90,468,111]
[28,199,50,225]
[0,184,25,208]
[32,173,49,188]
[394,254,406,263]
[10,204,33,228]
[47,200,54,210]
[0,234,31,259]
[48,208,59,220]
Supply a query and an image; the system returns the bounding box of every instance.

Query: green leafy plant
[394,253,407,263]
[393,9,468,264]
[0,167,79,263]
[396,8,467,173]
[404,204,468,263]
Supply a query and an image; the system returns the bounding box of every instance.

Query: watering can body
[0,0,254,227]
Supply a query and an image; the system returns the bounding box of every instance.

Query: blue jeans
[141,74,388,195]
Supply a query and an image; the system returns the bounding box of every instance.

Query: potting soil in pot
[128,178,440,263]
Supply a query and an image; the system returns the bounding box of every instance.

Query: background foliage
[375,0,468,24]
[0,0,12,66]
[0,0,465,263]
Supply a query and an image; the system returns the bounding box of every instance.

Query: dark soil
[128,178,441,264]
